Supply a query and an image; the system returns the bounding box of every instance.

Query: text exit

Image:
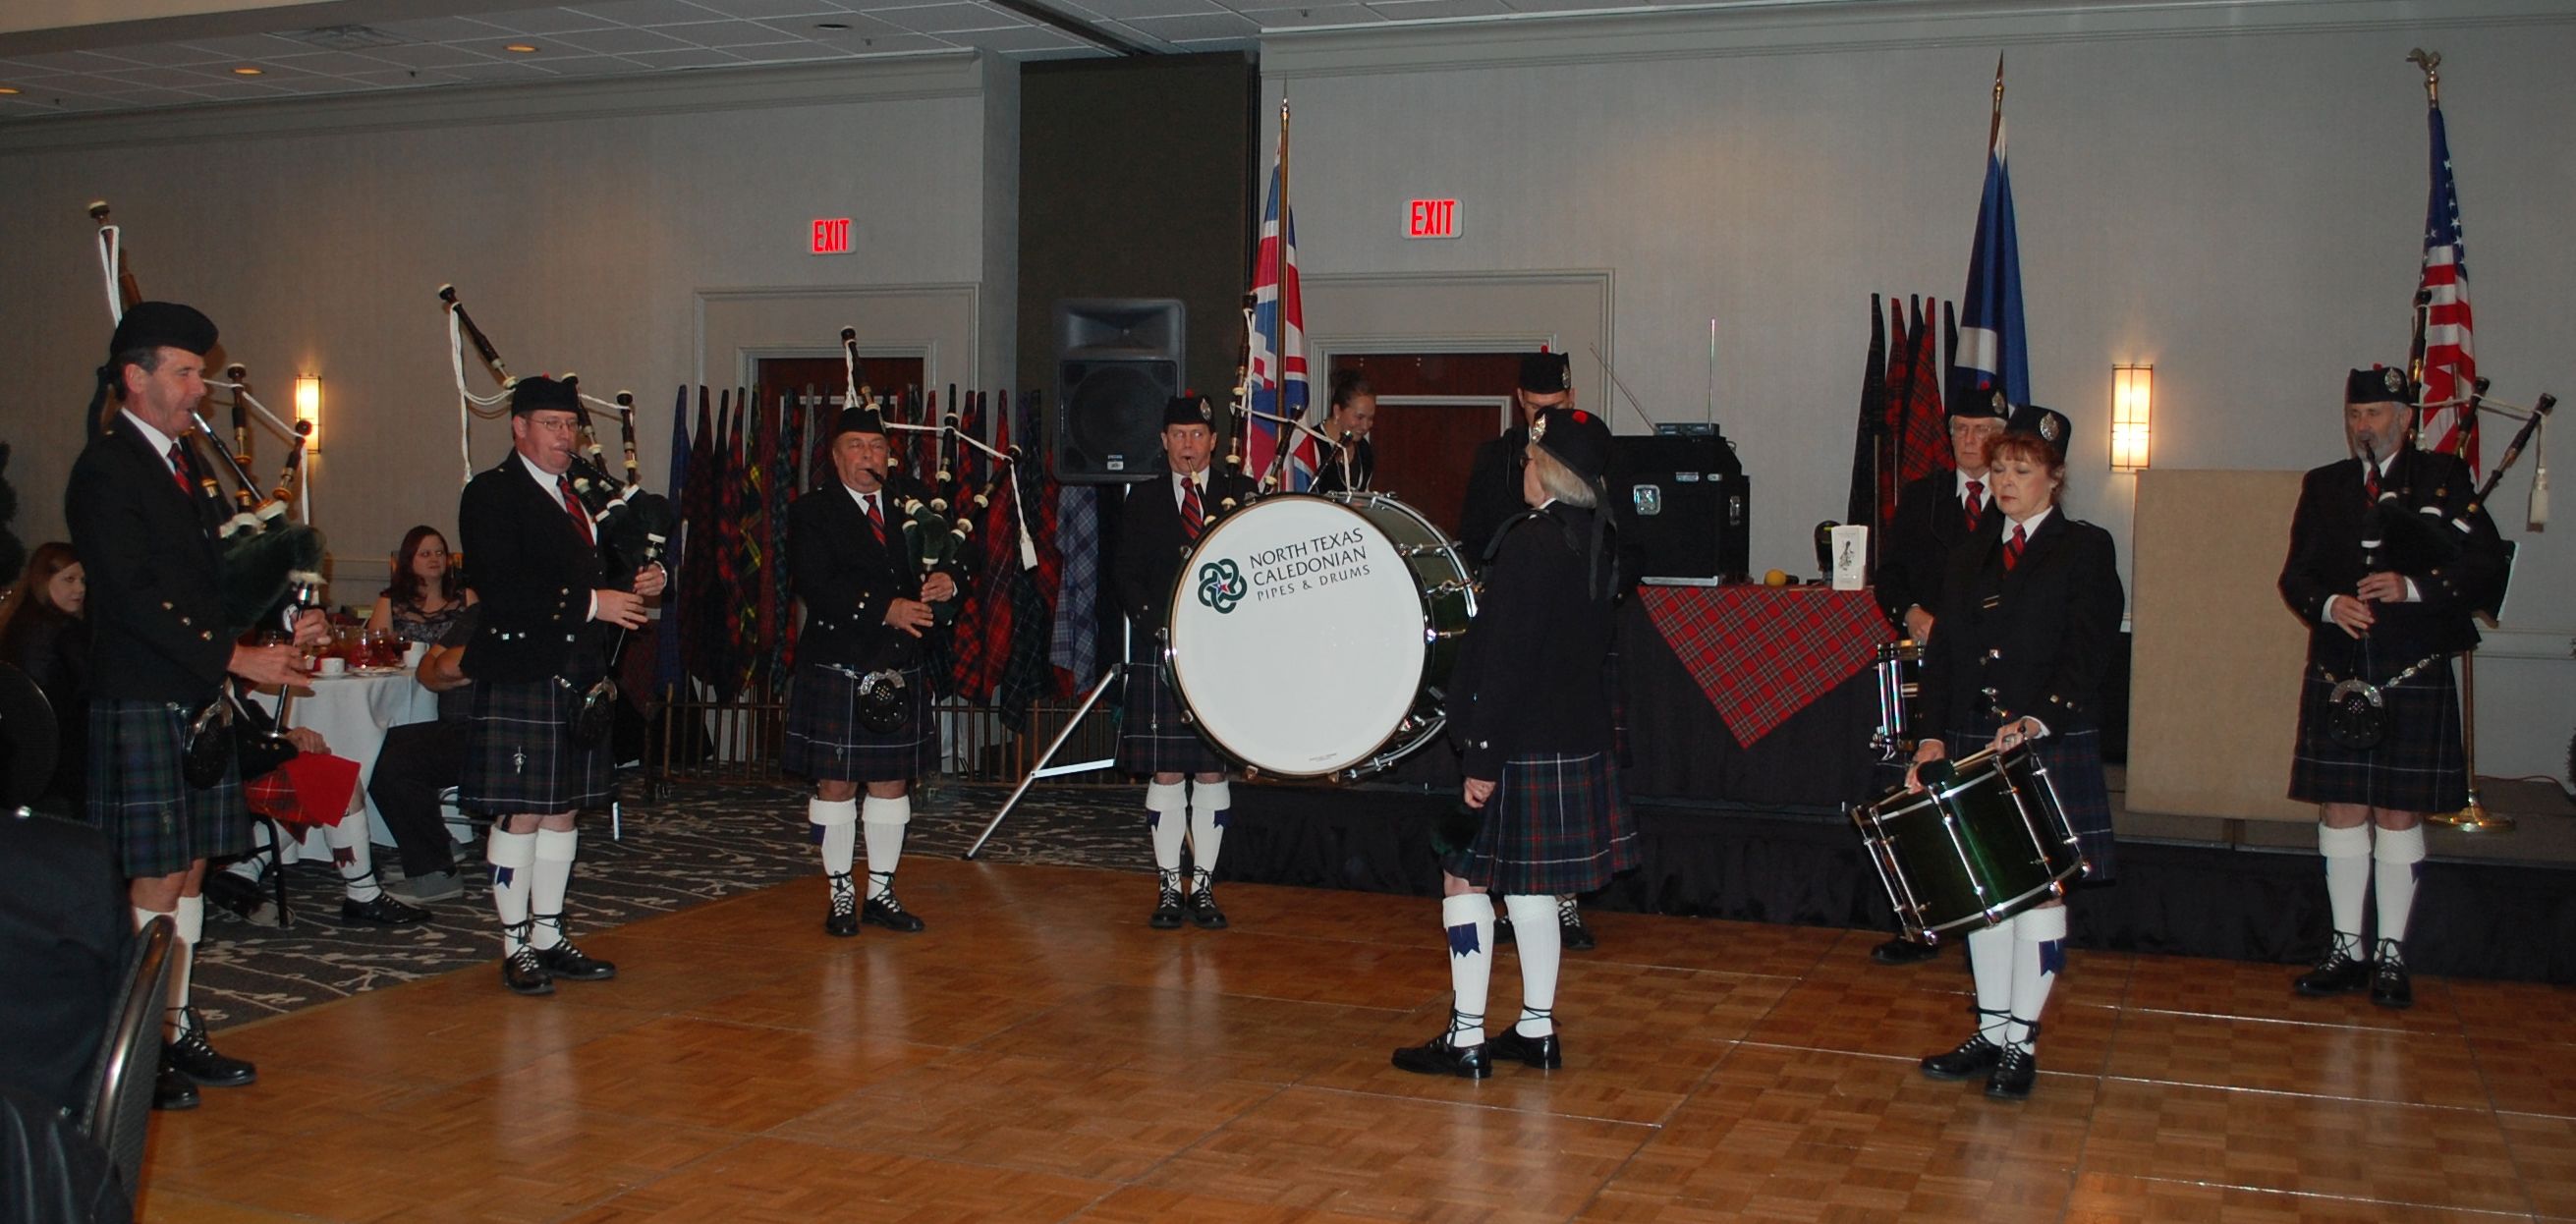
[812,217,852,255]
[1405,198,1461,240]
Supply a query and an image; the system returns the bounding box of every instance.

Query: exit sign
[811,217,852,255]
[1405,198,1460,240]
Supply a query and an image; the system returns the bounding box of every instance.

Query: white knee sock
[1145,781,1187,875]
[530,828,579,950]
[486,828,537,953]
[2373,824,2427,951]
[1500,893,1561,1037]
[1964,923,2013,1046]
[1441,893,1495,1047]
[1188,780,1230,880]
[2319,822,2375,957]
[863,795,909,900]
[810,798,858,880]
[323,809,382,902]
[2006,907,2068,1050]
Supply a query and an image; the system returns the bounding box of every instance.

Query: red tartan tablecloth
[1637,584,1894,747]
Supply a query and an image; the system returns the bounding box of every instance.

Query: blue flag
[653,385,689,697]
[1954,110,2029,411]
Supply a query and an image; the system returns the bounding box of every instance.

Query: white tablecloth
[252,669,438,857]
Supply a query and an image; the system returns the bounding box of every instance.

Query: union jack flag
[2416,99,2478,474]
[1244,114,1316,490]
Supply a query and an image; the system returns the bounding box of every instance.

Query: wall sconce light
[2111,363,2152,473]
[294,374,321,452]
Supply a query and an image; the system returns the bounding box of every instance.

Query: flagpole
[1988,52,2004,148]
[1258,99,1302,493]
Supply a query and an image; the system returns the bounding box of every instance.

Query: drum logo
[1197,558,1249,614]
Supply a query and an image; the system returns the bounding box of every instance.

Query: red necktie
[557,475,594,545]
[167,442,193,496]
[866,492,885,542]
[1963,479,1985,530]
[2364,464,2380,506]
[2003,524,2027,572]
[1180,477,1204,541]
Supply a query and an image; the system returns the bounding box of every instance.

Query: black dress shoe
[204,870,267,922]
[1391,1032,1492,1080]
[1187,872,1227,930]
[1920,1032,2003,1081]
[1485,1026,1562,1070]
[1985,1043,2038,1100]
[824,873,859,938]
[340,893,432,927]
[152,1057,199,1111]
[1149,875,1185,930]
[1558,899,1596,952]
[1494,914,1515,945]
[503,946,554,995]
[863,896,925,933]
[2295,945,2374,997]
[1872,936,1939,965]
[538,940,617,981]
[166,1025,256,1087]
[2371,940,2413,1009]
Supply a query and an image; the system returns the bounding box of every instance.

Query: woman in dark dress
[0,542,91,814]
[1392,406,1639,1079]
[1906,406,2122,1101]
[364,525,476,645]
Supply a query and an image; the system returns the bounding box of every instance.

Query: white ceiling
[0,0,1749,119]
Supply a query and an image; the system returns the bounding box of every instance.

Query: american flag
[1244,114,1316,490]
[2417,99,2477,473]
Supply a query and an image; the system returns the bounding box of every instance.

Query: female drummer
[1907,404,2122,1101]
[1393,405,1639,1079]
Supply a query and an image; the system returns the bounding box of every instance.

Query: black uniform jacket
[1447,505,1618,779]
[1114,467,1260,635]
[1877,470,2002,628]
[1455,427,1530,566]
[1919,510,2123,742]
[457,457,607,685]
[1310,436,1374,495]
[2277,448,2501,662]
[788,474,949,673]
[64,416,235,703]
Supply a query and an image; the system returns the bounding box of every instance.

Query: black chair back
[77,916,173,1208]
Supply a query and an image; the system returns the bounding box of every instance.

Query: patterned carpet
[193,781,1151,1028]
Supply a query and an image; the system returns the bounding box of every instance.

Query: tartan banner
[1638,584,1894,747]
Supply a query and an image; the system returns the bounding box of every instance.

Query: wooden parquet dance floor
[140,858,2576,1223]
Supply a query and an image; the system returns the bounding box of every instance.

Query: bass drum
[1165,492,1475,778]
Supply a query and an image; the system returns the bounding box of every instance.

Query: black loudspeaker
[1054,298,1185,483]
[1608,431,1750,582]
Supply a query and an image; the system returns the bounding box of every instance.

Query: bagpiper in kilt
[457,375,668,996]
[68,301,325,1110]
[2276,366,2505,1010]
[784,405,959,938]
[1394,405,1631,1082]
[1905,405,2116,1102]
[1111,396,1260,931]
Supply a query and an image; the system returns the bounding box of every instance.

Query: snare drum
[1164,492,1476,777]
[1851,743,2086,941]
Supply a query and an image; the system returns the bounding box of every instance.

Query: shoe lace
[1157,871,1184,908]
[531,912,575,954]
[503,916,536,954]
[1557,896,1584,927]
[1189,867,1219,908]
[2374,937,2407,974]
[827,870,858,917]
[1444,1007,1485,1046]
[868,869,906,913]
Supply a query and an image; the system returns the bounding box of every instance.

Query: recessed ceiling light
[232,66,264,75]
[0,85,21,95]
[505,43,539,53]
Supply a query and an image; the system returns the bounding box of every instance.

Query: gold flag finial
[1988,52,2005,145]
[2406,48,2440,105]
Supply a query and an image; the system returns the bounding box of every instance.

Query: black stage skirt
[88,699,247,877]
[1441,750,1640,896]
[781,661,938,783]
[1117,652,1226,777]
[2290,652,2466,814]
[459,671,614,817]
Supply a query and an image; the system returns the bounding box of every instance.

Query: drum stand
[965,626,1132,859]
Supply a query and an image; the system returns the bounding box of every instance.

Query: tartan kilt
[2289,654,2466,814]
[1946,720,2116,884]
[781,661,938,783]
[1117,656,1227,777]
[459,672,614,816]
[87,699,249,878]
[1442,751,1640,896]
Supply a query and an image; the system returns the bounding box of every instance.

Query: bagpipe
[840,328,1036,629]
[86,200,324,638]
[441,284,677,745]
[1216,292,1339,513]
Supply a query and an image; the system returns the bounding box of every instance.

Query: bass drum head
[1167,495,1428,776]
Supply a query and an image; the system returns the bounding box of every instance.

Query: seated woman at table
[0,543,90,814]
[205,697,432,928]
[364,526,476,645]
[1906,406,2121,1102]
